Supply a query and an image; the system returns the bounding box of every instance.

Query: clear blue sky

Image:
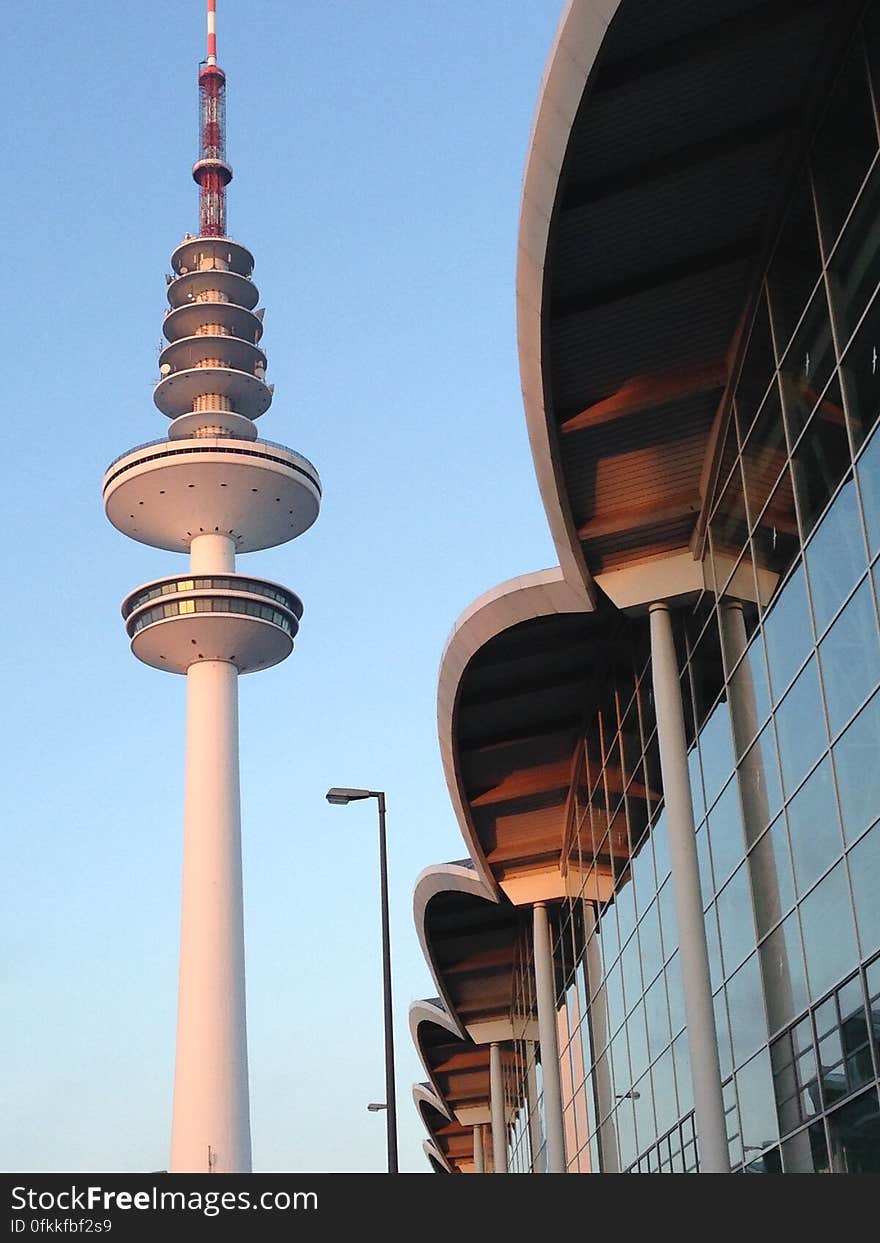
[1,1,562,1173]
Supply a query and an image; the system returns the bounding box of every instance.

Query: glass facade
[500,9,880,1174]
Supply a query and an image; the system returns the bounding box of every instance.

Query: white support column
[473,1123,485,1174]
[190,531,236,574]
[489,1042,508,1174]
[533,902,567,1174]
[649,602,729,1174]
[170,656,251,1173]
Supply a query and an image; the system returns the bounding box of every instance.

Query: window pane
[791,379,853,540]
[706,776,745,892]
[763,564,813,700]
[806,477,866,638]
[767,170,822,354]
[787,757,843,897]
[742,386,787,526]
[737,1048,780,1162]
[717,862,757,978]
[828,156,880,349]
[698,698,735,811]
[760,910,809,1035]
[827,1087,880,1173]
[737,723,783,846]
[749,815,796,937]
[820,577,880,737]
[726,953,766,1069]
[812,36,877,249]
[841,289,880,450]
[848,822,880,959]
[778,286,835,443]
[782,1119,829,1173]
[775,659,828,795]
[800,861,859,1003]
[736,292,777,443]
[858,425,880,557]
[644,969,670,1065]
[832,689,880,843]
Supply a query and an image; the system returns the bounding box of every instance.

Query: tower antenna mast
[194,0,232,236]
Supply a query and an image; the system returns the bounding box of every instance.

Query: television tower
[102,0,321,1173]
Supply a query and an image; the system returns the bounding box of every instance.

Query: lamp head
[326,787,374,805]
[367,1102,387,1112]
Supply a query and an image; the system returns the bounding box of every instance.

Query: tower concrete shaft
[103,0,321,1173]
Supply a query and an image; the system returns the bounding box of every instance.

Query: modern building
[102,1,320,1172]
[412,0,880,1173]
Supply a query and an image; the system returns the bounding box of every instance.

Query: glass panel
[705,904,723,994]
[820,577,880,737]
[738,722,783,847]
[638,898,662,990]
[841,289,880,450]
[767,170,822,354]
[760,911,809,1035]
[736,291,776,443]
[658,875,676,964]
[806,476,866,637]
[666,953,686,1039]
[791,378,853,541]
[781,1120,830,1173]
[827,156,880,348]
[714,989,733,1081]
[644,970,670,1065]
[812,36,878,249]
[752,466,800,581]
[717,862,757,978]
[858,425,880,557]
[710,464,749,571]
[673,1030,693,1118]
[737,1048,779,1163]
[786,756,843,897]
[628,1002,649,1085]
[653,1046,678,1137]
[775,659,827,796]
[848,823,880,958]
[742,386,786,527]
[800,861,859,1004]
[762,564,813,700]
[749,815,796,937]
[827,1087,880,1173]
[697,700,735,812]
[832,689,880,843]
[726,953,766,1069]
[706,776,746,892]
[778,286,836,443]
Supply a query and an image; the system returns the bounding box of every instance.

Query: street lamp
[325,787,398,1174]
[367,1103,387,1113]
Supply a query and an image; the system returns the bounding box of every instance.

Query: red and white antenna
[207,0,217,64]
[193,0,232,236]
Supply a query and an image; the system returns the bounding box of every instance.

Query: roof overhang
[518,0,862,589]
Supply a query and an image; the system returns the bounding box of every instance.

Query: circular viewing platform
[167,269,259,311]
[171,236,254,278]
[122,573,303,675]
[153,366,272,420]
[163,301,263,345]
[103,437,322,552]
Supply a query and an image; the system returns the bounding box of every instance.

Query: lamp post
[326,787,398,1174]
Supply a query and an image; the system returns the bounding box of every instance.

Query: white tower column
[533,901,567,1173]
[649,602,729,1173]
[489,1042,508,1174]
[473,1123,485,1174]
[170,655,251,1173]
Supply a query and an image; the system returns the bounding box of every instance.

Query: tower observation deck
[102,0,321,1173]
